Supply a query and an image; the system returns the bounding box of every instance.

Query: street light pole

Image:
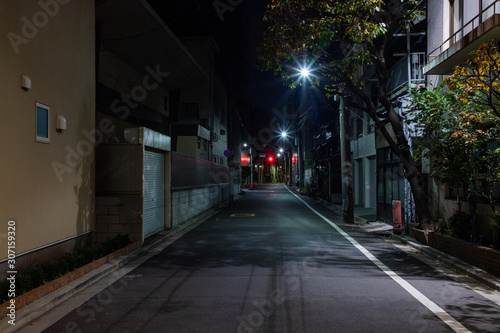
[250,146,253,190]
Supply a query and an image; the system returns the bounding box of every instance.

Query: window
[36,102,50,143]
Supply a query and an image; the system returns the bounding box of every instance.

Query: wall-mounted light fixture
[21,75,31,91]
[56,115,67,133]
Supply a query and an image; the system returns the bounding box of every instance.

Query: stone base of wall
[95,196,143,244]
[428,233,500,278]
[172,185,229,228]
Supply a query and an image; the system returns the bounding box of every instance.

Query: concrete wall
[427,0,446,52]
[177,136,208,160]
[172,185,229,228]
[428,178,497,244]
[0,1,95,260]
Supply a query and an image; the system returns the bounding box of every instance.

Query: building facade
[0,0,96,278]
[94,0,237,243]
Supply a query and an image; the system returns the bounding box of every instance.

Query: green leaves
[409,76,500,210]
[445,41,500,119]
[258,0,424,88]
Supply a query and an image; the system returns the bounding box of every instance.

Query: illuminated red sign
[241,153,249,166]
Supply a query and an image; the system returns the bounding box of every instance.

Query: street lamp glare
[281,131,287,138]
[300,67,310,77]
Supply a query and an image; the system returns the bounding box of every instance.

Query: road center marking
[284,185,471,333]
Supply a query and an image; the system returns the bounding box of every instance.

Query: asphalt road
[19,184,500,332]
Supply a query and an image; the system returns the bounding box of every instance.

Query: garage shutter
[143,150,165,239]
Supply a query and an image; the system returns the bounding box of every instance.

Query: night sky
[147,0,290,113]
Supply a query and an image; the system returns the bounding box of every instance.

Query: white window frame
[36,102,50,143]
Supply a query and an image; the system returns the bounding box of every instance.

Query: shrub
[0,234,130,303]
[492,212,500,231]
[448,211,472,241]
[436,218,452,235]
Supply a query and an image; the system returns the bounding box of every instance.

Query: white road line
[284,185,471,333]
[392,243,500,307]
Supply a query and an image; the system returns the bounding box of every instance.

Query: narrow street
[19,184,500,333]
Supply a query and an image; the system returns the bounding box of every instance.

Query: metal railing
[428,1,500,60]
[387,52,426,94]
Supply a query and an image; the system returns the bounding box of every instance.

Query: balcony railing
[428,0,500,60]
[387,52,426,94]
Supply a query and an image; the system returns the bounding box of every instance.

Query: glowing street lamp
[300,67,311,77]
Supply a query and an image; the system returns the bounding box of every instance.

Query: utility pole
[250,146,253,190]
[339,92,354,223]
[297,131,303,190]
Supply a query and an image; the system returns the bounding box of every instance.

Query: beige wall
[0,0,95,257]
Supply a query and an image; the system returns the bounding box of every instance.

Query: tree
[410,84,500,214]
[258,0,433,228]
[434,41,500,213]
[445,41,500,119]
[410,41,500,236]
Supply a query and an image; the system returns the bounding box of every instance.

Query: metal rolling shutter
[143,150,165,239]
